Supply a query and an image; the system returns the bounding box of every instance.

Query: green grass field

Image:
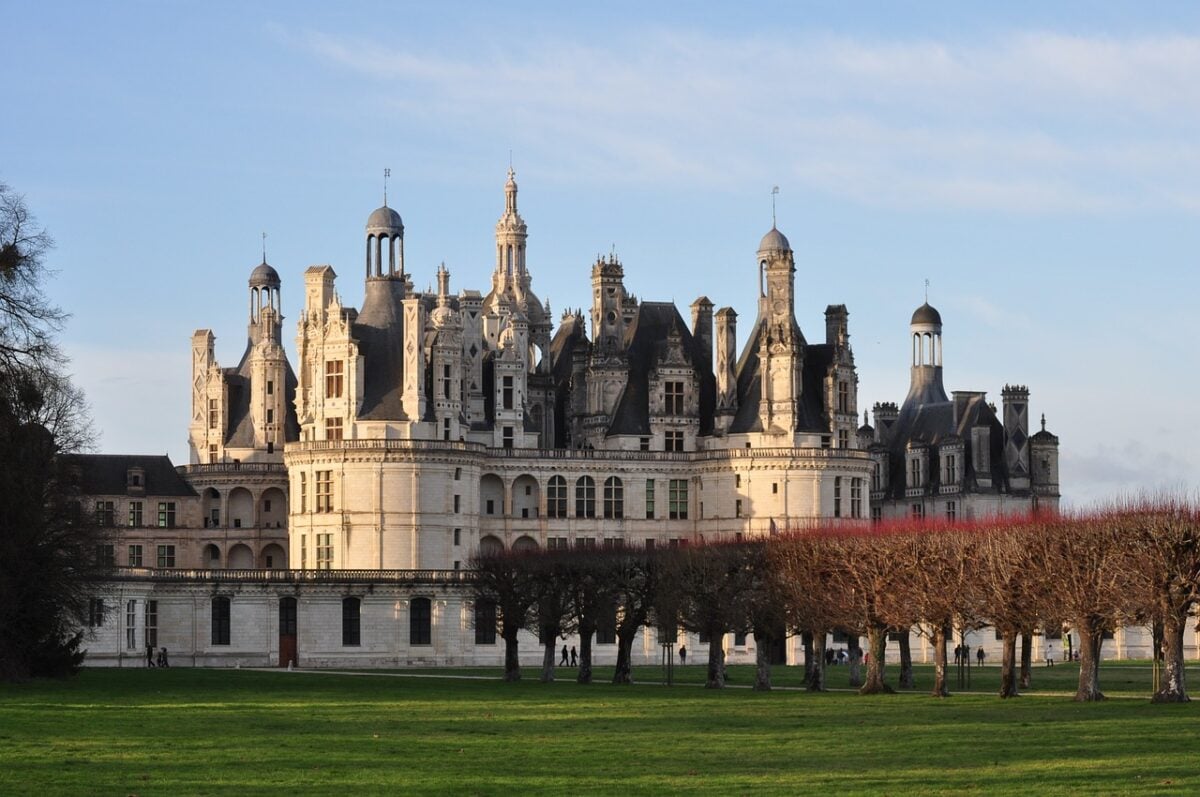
[2,663,1198,795]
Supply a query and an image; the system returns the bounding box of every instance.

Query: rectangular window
[267,380,274,395]
[946,501,957,521]
[316,533,333,569]
[908,457,924,488]
[299,472,307,513]
[664,381,684,415]
[575,537,596,549]
[668,479,688,520]
[315,471,333,513]
[128,501,143,527]
[664,431,684,452]
[342,598,361,646]
[88,598,105,627]
[325,417,343,441]
[734,631,747,647]
[410,598,432,645]
[127,544,143,567]
[453,528,461,546]
[157,502,176,528]
[502,426,514,449]
[639,437,650,451]
[300,534,307,569]
[208,398,218,429]
[838,429,849,449]
[443,417,451,441]
[156,545,176,568]
[211,597,231,645]
[735,499,743,518]
[772,482,779,495]
[837,381,850,413]
[911,503,925,520]
[851,478,863,519]
[126,600,137,649]
[266,408,274,424]
[548,536,568,550]
[834,477,842,518]
[871,506,882,523]
[325,360,344,398]
[645,479,655,519]
[943,453,958,484]
[502,376,514,410]
[208,443,218,464]
[474,601,497,645]
[95,501,115,527]
[442,364,452,399]
[145,600,158,648]
[95,544,115,567]
[735,474,742,488]
[454,494,461,513]
[486,499,495,515]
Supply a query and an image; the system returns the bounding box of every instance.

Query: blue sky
[4,1,1199,506]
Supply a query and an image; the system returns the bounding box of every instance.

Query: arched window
[410,597,432,645]
[211,596,231,645]
[342,597,361,646]
[547,476,567,518]
[575,476,596,519]
[603,476,624,519]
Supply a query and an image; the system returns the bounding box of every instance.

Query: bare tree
[527,550,574,682]
[672,542,755,689]
[772,532,842,692]
[610,547,659,685]
[469,550,537,682]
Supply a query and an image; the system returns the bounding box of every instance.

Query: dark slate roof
[606,302,716,437]
[728,312,826,435]
[548,316,588,448]
[61,454,197,498]
[353,278,409,421]
[878,391,1009,500]
[911,302,942,325]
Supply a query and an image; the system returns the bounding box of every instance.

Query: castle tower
[755,227,805,435]
[714,307,738,433]
[494,167,528,292]
[590,254,627,352]
[430,264,464,442]
[247,261,288,458]
[366,202,405,280]
[904,302,949,406]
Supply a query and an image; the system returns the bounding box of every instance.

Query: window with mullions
[603,476,624,519]
[547,476,567,518]
[94,501,114,527]
[157,502,176,528]
[850,478,863,519]
[145,600,158,648]
[664,381,684,414]
[325,360,344,398]
[128,501,143,527]
[474,600,497,645]
[575,476,596,519]
[668,479,688,520]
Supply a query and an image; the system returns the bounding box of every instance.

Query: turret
[754,226,805,436]
[904,302,949,406]
[1002,384,1031,491]
[591,254,627,352]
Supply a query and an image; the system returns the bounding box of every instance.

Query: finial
[864,410,869,425]
[383,168,391,206]
[924,278,930,303]
[261,232,267,264]
[771,186,779,227]
[1041,413,1046,432]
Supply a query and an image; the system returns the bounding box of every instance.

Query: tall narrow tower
[755,227,805,435]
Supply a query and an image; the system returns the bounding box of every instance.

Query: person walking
[679,645,687,665]
[976,647,985,667]
[560,645,569,666]
[1046,643,1055,666]
[146,642,156,668]
[569,646,578,667]
[157,647,169,668]
[954,644,961,665]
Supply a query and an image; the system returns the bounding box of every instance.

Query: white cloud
[288,28,1200,214]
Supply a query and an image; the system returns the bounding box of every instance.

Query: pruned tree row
[470,501,1200,704]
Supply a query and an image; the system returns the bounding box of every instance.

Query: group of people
[953,644,986,666]
[559,645,578,667]
[146,644,170,668]
[823,647,857,666]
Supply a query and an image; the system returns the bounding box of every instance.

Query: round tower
[366,204,405,280]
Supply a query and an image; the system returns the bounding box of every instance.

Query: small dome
[367,205,404,232]
[911,302,942,326]
[249,261,280,287]
[758,226,791,253]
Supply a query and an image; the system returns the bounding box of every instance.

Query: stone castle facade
[77,171,1063,668]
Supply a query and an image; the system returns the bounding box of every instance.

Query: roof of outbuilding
[61,454,198,498]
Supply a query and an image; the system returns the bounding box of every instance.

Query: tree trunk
[859,624,894,695]
[612,625,636,685]
[503,625,521,682]
[999,629,1019,698]
[1019,629,1033,690]
[808,628,827,692]
[1074,619,1105,702]
[1152,615,1189,703]
[540,628,557,683]
[802,631,814,684]
[931,624,949,698]
[577,622,594,685]
[705,632,726,689]
[753,635,772,691]
[846,634,863,688]
[898,632,914,689]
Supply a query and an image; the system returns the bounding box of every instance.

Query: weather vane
[771,186,780,227]
[924,278,930,303]
[262,232,267,264]
[384,168,391,206]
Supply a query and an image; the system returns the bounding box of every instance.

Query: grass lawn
[2,662,1198,795]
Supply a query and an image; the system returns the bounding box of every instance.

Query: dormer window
[664,381,684,414]
[126,467,145,494]
[907,454,924,488]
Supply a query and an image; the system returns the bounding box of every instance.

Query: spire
[1041,413,1046,432]
[771,185,779,228]
[261,231,267,264]
[504,166,518,215]
[436,262,450,307]
[383,167,391,207]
